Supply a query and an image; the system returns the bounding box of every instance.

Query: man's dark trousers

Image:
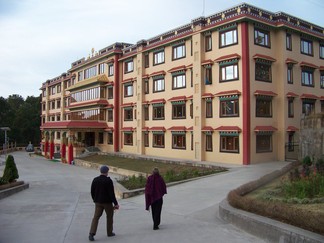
[89,203,114,236]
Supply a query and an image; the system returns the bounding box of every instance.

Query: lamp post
[1,127,11,159]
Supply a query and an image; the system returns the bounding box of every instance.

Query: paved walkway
[0,151,289,243]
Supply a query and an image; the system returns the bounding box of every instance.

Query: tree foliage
[2,154,19,183]
[0,94,41,147]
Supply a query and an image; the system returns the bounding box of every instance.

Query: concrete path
[0,151,289,243]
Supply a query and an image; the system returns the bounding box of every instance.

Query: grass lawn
[246,174,324,214]
[242,169,324,234]
[81,154,227,189]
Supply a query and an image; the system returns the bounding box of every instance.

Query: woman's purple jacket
[145,174,167,210]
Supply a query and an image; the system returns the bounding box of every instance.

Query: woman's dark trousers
[151,198,163,229]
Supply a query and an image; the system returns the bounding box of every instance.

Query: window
[255,62,272,82]
[204,66,212,85]
[190,103,193,119]
[321,101,324,113]
[320,43,324,59]
[107,132,113,144]
[98,132,104,144]
[301,39,313,56]
[220,63,238,81]
[144,133,149,147]
[220,28,238,47]
[153,50,164,65]
[256,97,272,117]
[301,69,314,87]
[71,109,105,121]
[78,71,83,81]
[206,133,213,151]
[124,83,133,97]
[56,132,61,139]
[172,44,185,60]
[108,64,114,76]
[220,98,239,117]
[99,63,105,74]
[124,108,133,121]
[302,100,315,116]
[321,71,324,89]
[153,78,165,92]
[153,105,164,120]
[144,53,149,68]
[254,29,270,47]
[144,79,149,94]
[256,134,272,153]
[51,86,56,95]
[288,99,294,118]
[57,84,61,93]
[172,73,186,89]
[287,65,293,84]
[124,133,133,145]
[84,66,97,79]
[172,134,186,149]
[70,87,104,103]
[144,106,149,120]
[108,86,113,99]
[220,136,239,153]
[108,109,113,122]
[288,133,294,152]
[205,35,212,51]
[125,59,134,73]
[57,100,61,109]
[172,103,186,119]
[153,134,164,148]
[206,100,213,118]
[286,33,292,51]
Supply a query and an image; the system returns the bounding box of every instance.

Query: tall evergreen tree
[0,94,41,147]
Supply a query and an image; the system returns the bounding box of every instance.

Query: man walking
[89,165,119,241]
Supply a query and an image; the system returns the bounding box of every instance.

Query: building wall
[40,3,324,165]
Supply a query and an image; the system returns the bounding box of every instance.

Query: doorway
[85,132,95,147]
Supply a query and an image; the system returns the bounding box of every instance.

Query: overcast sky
[0,0,323,99]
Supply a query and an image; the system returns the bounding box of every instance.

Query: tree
[2,155,19,183]
[0,94,41,146]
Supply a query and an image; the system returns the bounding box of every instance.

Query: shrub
[283,174,324,199]
[315,158,324,175]
[164,170,176,183]
[2,155,19,183]
[118,175,146,190]
[0,177,7,185]
[302,156,312,167]
[288,168,300,182]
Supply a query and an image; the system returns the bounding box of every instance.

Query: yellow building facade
[40,3,324,165]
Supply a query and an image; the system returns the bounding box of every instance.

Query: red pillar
[61,143,66,162]
[44,140,48,157]
[50,142,54,160]
[241,21,251,165]
[68,144,73,164]
[113,54,120,152]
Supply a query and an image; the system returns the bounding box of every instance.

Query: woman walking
[145,167,167,230]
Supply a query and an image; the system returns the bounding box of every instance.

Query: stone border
[0,182,29,200]
[219,199,323,243]
[219,162,324,243]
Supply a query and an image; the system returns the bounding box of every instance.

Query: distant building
[40,3,324,165]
